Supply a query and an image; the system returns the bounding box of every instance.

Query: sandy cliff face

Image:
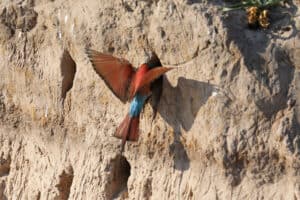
[0,0,299,199]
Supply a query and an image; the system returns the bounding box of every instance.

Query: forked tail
[114,114,140,153]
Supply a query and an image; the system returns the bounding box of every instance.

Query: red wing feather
[136,67,173,94]
[86,49,135,103]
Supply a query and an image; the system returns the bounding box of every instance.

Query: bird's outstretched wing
[138,67,173,92]
[86,49,135,103]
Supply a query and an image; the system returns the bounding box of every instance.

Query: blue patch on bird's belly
[129,94,147,117]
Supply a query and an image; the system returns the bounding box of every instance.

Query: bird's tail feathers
[128,116,139,141]
[114,114,139,152]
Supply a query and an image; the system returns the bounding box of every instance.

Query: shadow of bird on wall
[151,77,216,171]
[158,77,215,132]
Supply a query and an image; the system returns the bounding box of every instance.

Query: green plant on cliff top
[223,0,284,11]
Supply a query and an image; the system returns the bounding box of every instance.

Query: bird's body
[86,48,172,152]
[129,93,148,117]
[130,64,148,94]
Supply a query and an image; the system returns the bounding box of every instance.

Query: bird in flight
[86,49,173,152]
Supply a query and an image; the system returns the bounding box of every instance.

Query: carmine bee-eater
[86,49,173,152]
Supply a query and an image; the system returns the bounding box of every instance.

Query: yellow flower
[259,9,270,28]
[247,7,259,28]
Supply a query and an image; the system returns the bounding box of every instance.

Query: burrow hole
[54,165,74,200]
[60,50,76,103]
[106,155,131,199]
[0,154,11,177]
[0,180,7,200]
